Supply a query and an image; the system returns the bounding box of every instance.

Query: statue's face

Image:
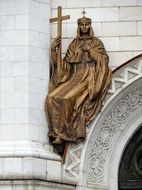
[79,22,91,34]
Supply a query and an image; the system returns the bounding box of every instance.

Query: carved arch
[85,78,142,190]
[63,55,142,190]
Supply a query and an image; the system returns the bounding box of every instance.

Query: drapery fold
[45,35,111,142]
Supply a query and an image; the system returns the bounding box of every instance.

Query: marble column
[0,0,62,188]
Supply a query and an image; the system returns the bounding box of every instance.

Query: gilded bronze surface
[45,8,112,147]
[50,6,70,69]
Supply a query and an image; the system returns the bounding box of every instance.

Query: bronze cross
[50,6,70,37]
[82,8,86,17]
[50,6,70,66]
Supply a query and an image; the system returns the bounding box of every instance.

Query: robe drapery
[45,35,111,142]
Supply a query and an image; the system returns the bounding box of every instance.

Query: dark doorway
[119,125,142,190]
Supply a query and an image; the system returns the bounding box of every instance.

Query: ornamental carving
[88,85,142,183]
[97,127,113,149]
[64,56,142,183]
[89,155,104,179]
[113,100,131,121]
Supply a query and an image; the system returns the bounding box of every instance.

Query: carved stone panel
[88,85,142,183]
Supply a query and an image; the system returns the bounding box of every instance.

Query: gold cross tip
[78,9,91,24]
[82,8,86,17]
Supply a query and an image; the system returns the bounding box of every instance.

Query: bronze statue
[45,8,112,149]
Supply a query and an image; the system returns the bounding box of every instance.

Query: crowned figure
[45,11,112,149]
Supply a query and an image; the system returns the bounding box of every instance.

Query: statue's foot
[53,138,63,144]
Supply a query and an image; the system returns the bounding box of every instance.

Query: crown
[77,9,92,24]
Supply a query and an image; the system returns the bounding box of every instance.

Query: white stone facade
[51,0,142,69]
[0,0,52,145]
[0,0,142,189]
[0,0,64,189]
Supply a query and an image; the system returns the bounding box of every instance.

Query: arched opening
[119,125,142,190]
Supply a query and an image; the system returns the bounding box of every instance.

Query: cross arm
[50,15,70,23]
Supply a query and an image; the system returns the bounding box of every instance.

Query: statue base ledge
[0,140,60,161]
[0,180,76,190]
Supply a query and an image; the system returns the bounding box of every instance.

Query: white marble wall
[0,0,51,145]
[0,180,75,190]
[51,0,142,69]
[0,0,142,189]
[0,0,61,187]
[0,157,62,182]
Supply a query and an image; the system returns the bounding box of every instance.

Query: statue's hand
[51,36,61,51]
[80,43,91,52]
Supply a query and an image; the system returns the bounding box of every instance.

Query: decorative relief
[88,85,142,183]
[97,127,113,149]
[113,100,131,122]
[107,58,142,96]
[64,57,142,183]
[139,86,142,95]
[89,155,104,180]
[64,142,84,179]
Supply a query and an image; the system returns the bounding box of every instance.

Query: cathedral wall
[50,1,142,189]
[0,0,66,189]
[0,0,142,189]
[51,0,142,69]
[0,180,76,190]
[0,0,51,145]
